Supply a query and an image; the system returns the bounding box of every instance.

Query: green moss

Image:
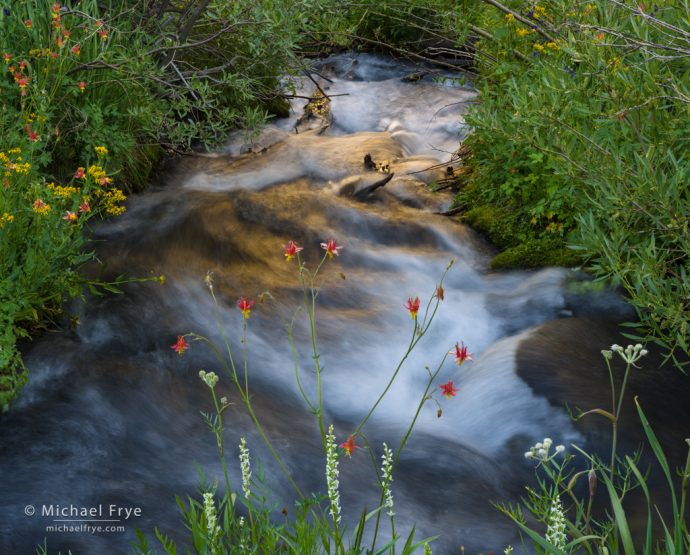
[490,239,580,270]
[461,204,580,270]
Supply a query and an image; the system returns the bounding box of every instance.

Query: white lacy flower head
[525,437,566,462]
[610,343,648,365]
[198,370,219,388]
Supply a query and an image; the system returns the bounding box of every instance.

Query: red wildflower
[63,211,77,222]
[78,81,86,93]
[19,61,26,71]
[436,286,444,301]
[95,20,104,28]
[339,434,359,457]
[237,297,254,319]
[320,239,343,259]
[451,341,473,366]
[71,44,80,55]
[74,167,86,179]
[25,19,32,29]
[283,240,303,261]
[50,52,58,59]
[98,29,108,41]
[404,296,420,319]
[79,200,91,213]
[25,125,38,142]
[440,380,459,399]
[52,3,60,13]
[18,77,29,95]
[171,335,188,355]
[3,53,11,64]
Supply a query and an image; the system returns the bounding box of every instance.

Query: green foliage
[456,0,690,361]
[500,346,690,554]
[0,0,332,409]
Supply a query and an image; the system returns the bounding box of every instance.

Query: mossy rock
[462,205,528,249]
[460,204,580,270]
[490,238,581,270]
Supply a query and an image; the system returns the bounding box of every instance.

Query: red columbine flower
[74,167,86,179]
[71,44,80,55]
[440,380,459,399]
[320,239,343,259]
[3,53,11,64]
[339,435,359,457]
[283,240,303,261]
[78,81,86,93]
[50,52,58,59]
[98,29,108,41]
[237,297,254,319]
[451,341,473,366]
[63,211,77,222]
[79,200,91,213]
[25,19,32,29]
[171,335,188,355]
[404,296,420,319]
[25,125,38,142]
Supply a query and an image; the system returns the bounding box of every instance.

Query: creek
[1,53,688,555]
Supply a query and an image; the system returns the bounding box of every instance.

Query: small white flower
[381,443,395,516]
[555,445,566,454]
[239,437,251,500]
[545,497,567,549]
[325,425,341,524]
[203,492,220,542]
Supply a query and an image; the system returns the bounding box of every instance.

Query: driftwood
[353,172,394,199]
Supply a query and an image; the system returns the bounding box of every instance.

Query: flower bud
[588,469,597,498]
[601,349,612,360]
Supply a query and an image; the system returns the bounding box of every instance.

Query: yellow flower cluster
[516,28,532,37]
[88,164,107,181]
[0,212,15,228]
[28,48,52,58]
[0,149,31,176]
[505,13,515,23]
[94,146,108,156]
[533,41,560,53]
[97,188,127,216]
[47,182,79,198]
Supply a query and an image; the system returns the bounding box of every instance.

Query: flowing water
[1,53,688,555]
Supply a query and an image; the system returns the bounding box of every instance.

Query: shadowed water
[1,53,688,555]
